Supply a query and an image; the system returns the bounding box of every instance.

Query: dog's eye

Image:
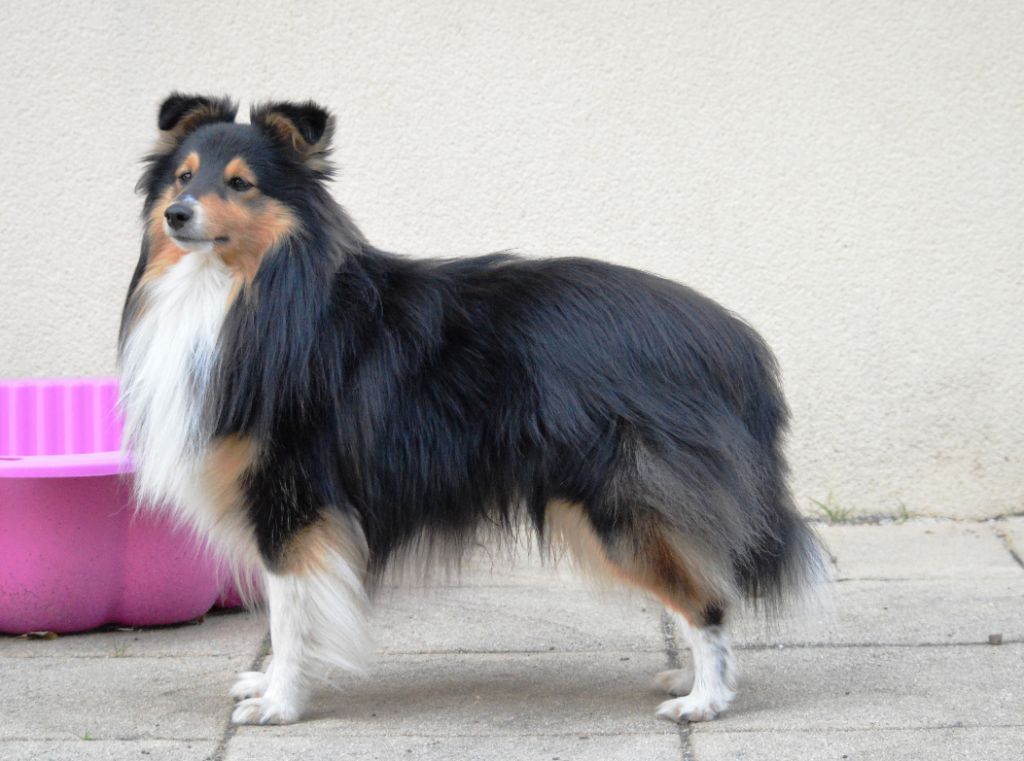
[178,171,192,184]
[228,177,253,192]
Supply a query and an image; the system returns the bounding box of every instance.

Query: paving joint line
[7,724,1023,743]
[660,611,696,761]
[5,641,1019,660]
[696,722,1024,735]
[206,632,269,761]
[0,652,248,660]
[994,527,1024,571]
[732,639,1022,651]
[0,736,216,743]
[1009,548,1024,570]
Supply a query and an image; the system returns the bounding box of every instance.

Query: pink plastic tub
[0,377,231,633]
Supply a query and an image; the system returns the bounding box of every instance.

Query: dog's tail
[735,477,830,617]
[732,342,830,616]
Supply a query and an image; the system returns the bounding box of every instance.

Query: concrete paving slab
[0,609,265,659]
[226,733,681,760]
[817,521,1020,580]
[374,585,664,654]
[236,651,676,738]
[705,643,1023,732]
[0,655,248,740]
[691,726,1024,761]
[731,576,1024,647]
[4,519,1020,761]
[0,739,219,760]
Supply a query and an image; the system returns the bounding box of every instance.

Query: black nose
[164,203,193,231]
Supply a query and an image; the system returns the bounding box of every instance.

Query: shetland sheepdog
[118,93,825,726]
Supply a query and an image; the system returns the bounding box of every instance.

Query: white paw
[654,668,694,696]
[230,671,271,701]
[655,691,733,723]
[231,695,301,725]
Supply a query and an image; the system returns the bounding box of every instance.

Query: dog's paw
[655,692,732,723]
[231,695,301,725]
[654,668,694,696]
[230,671,270,701]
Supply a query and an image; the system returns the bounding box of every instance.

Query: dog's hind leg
[629,547,738,722]
[628,535,737,722]
[655,604,736,722]
[546,501,737,722]
[231,512,371,725]
[653,663,693,697]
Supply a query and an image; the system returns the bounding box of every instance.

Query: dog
[118,93,826,726]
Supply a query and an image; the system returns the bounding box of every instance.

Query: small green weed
[810,493,855,523]
[895,502,915,524]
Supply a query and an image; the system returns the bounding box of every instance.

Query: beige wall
[1,2,1021,518]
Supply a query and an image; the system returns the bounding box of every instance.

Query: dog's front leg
[231,513,371,725]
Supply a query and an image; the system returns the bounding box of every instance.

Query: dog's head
[138,93,334,274]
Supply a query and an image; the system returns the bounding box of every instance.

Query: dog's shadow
[302,655,662,726]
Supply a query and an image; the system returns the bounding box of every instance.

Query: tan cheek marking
[201,194,297,282]
[139,186,185,286]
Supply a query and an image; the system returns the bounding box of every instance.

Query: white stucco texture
[1,2,1021,518]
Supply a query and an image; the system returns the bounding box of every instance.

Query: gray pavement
[2,517,1022,760]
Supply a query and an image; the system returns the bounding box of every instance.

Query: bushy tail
[730,327,831,616]
[737,478,831,617]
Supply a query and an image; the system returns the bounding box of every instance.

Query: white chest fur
[119,252,234,531]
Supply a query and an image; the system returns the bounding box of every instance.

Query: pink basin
[0,377,231,634]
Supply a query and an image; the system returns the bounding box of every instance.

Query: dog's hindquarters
[541,310,824,721]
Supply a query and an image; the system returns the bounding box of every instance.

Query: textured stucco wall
[1,2,1021,518]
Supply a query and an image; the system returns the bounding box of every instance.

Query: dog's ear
[251,100,334,175]
[155,93,237,147]
[137,94,237,195]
